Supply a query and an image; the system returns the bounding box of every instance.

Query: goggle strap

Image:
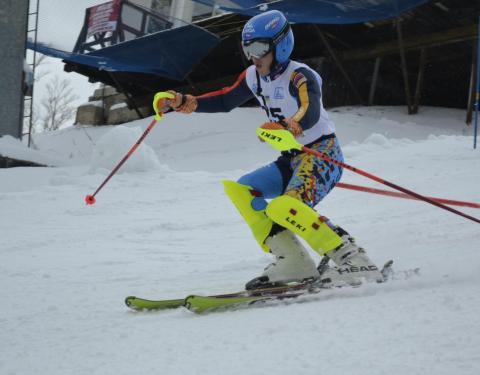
[272,22,290,46]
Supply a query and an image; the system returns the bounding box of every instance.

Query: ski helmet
[241,10,294,64]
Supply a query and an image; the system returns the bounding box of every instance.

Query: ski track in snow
[1,106,480,375]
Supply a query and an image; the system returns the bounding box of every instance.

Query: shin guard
[265,195,343,255]
[223,180,273,252]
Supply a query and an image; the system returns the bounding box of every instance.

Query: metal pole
[412,48,427,114]
[27,0,40,147]
[396,18,413,114]
[474,16,480,149]
[368,57,381,105]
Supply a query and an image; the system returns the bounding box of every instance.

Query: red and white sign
[87,0,121,37]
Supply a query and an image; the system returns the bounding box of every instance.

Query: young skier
[154,10,383,289]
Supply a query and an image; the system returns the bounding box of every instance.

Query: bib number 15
[262,106,285,122]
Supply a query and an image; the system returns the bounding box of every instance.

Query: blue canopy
[194,0,431,24]
[27,24,219,81]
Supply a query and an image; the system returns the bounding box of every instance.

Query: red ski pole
[336,182,480,209]
[85,118,157,205]
[256,127,480,224]
[85,92,174,205]
[301,145,480,224]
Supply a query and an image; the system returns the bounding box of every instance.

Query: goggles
[242,39,273,60]
[241,22,291,60]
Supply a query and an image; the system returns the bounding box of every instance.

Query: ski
[125,281,313,311]
[184,260,414,313]
[125,260,418,313]
[185,289,312,313]
[125,296,185,311]
[185,295,274,313]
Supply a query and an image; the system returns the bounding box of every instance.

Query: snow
[110,102,127,111]
[83,100,104,108]
[88,126,163,173]
[0,135,67,166]
[1,106,479,375]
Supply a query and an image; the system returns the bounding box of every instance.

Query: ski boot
[246,227,320,290]
[318,227,384,287]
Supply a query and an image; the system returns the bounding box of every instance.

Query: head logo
[244,23,255,34]
[265,16,280,30]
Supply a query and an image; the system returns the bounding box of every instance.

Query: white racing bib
[245,60,335,145]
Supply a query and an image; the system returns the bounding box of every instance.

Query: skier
[153,10,384,289]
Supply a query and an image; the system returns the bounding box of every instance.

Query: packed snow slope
[1,106,479,375]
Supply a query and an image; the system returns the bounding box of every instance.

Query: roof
[192,0,432,24]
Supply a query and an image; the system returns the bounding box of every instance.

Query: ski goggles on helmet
[241,39,273,60]
[241,22,291,60]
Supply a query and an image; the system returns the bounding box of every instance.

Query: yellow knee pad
[223,180,273,252]
[265,195,343,255]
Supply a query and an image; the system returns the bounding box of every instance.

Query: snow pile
[88,125,162,173]
[0,135,66,166]
[363,132,392,147]
[329,106,471,145]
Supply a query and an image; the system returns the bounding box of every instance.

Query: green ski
[125,296,185,311]
[184,292,304,314]
[125,284,308,312]
[125,261,405,313]
[184,295,270,313]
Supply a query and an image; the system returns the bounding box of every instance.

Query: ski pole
[336,182,480,209]
[85,92,174,205]
[256,127,480,224]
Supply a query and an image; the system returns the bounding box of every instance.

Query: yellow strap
[266,195,343,255]
[152,91,175,120]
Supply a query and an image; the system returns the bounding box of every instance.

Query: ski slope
[1,106,479,375]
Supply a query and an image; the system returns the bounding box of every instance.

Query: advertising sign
[87,0,121,37]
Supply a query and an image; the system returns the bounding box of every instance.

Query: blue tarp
[27,24,220,81]
[194,0,431,24]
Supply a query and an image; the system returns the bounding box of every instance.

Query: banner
[87,0,121,37]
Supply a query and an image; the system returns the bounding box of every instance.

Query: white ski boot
[318,227,384,287]
[246,228,320,290]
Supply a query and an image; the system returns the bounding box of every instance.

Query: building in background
[73,0,220,53]
[0,0,30,139]
[118,0,219,36]
[132,0,218,24]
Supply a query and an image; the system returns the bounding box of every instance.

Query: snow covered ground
[1,106,480,375]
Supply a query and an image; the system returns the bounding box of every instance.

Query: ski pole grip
[153,91,176,120]
[255,127,302,151]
